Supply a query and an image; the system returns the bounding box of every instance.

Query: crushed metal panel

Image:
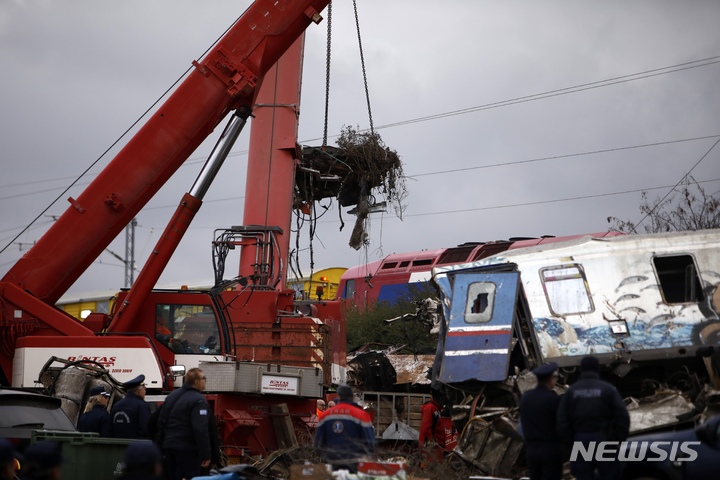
[438,272,520,383]
[456,414,524,478]
[626,388,696,434]
[347,351,397,391]
[386,354,434,385]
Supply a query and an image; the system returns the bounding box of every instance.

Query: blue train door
[437,271,520,383]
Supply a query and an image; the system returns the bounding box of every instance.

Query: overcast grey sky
[1,0,718,299]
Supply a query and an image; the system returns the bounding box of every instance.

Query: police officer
[557,356,630,480]
[111,374,152,439]
[119,441,163,480]
[156,368,211,480]
[314,385,375,472]
[78,385,112,437]
[519,362,562,480]
[18,441,65,480]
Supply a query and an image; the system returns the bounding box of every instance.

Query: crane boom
[1,0,328,305]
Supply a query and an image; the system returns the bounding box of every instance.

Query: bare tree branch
[608,176,720,233]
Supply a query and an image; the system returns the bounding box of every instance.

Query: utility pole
[124,218,137,287]
[105,218,137,288]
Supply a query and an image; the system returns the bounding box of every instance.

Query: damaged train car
[430,229,720,476]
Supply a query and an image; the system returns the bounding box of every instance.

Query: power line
[0,219,54,236]
[406,135,720,178]
[5,56,718,191]
[301,56,720,141]
[0,181,92,202]
[0,174,82,190]
[369,57,720,131]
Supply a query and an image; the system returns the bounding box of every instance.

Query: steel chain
[353,0,374,134]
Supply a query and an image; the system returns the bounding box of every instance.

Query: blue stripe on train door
[437,271,520,383]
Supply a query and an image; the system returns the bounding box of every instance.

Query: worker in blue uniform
[78,385,112,437]
[557,356,630,480]
[112,374,152,439]
[519,362,563,480]
[314,384,375,472]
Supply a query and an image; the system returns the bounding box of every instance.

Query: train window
[344,279,355,299]
[438,247,474,264]
[412,259,433,267]
[540,265,593,315]
[653,255,704,304]
[465,282,496,323]
[381,262,398,269]
[155,304,220,354]
[399,261,411,268]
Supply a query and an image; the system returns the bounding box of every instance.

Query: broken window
[540,264,593,315]
[653,254,705,304]
[465,282,496,323]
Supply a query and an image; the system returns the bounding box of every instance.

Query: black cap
[532,362,558,378]
[430,388,443,401]
[0,438,20,465]
[124,374,146,389]
[337,385,353,401]
[580,356,600,372]
[24,441,66,470]
[89,385,110,397]
[123,441,162,471]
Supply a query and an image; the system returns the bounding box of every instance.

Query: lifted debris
[295,126,407,250]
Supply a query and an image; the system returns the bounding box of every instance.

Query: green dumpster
[30,430,135,480]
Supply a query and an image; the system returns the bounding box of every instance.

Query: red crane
[0,0,346,459]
